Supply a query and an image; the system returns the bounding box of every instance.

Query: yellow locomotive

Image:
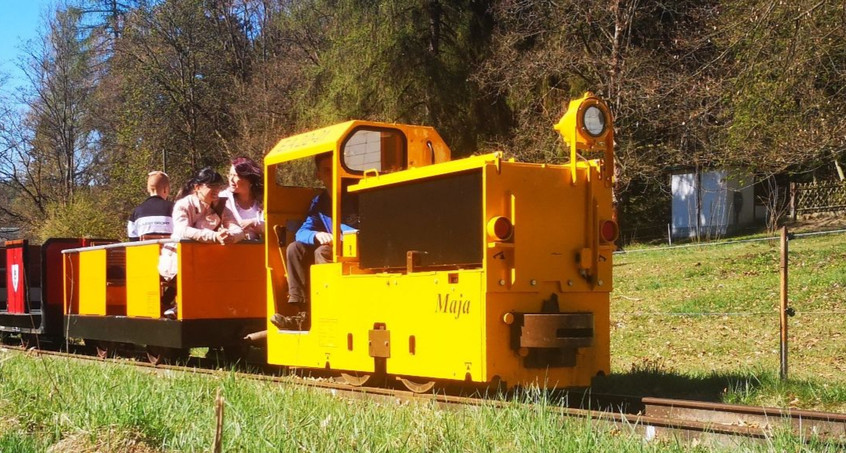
[265,92,616,390]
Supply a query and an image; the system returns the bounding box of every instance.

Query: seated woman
[158,167,245,318]
[217,157,264,240]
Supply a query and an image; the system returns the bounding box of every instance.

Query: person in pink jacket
[158,167,245,318]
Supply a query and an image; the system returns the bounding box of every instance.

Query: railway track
[4,344,845,448]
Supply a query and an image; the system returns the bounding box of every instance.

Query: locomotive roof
[264,120,448,168]
[264,121,355,166]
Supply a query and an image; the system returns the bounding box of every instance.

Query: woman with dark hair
[158,167,245,318]
[218,157,264,240]
[169,167,244,244]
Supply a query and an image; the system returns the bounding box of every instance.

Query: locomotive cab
[264,122,452,326]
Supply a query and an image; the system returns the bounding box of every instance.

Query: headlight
[583,105,606,137]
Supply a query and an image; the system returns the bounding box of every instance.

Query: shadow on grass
[494,363,778,415]
[581,360,777,411]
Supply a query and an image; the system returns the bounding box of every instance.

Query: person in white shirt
[217,156,264,240]
[127,171,174,241]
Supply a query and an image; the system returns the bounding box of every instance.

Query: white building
[671,170,765,239]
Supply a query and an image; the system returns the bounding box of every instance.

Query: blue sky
[0,0,51,89]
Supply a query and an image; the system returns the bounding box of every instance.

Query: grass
[0,353,740,452]
[608,231,846,411]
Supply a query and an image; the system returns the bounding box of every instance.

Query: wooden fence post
[212,388,224,453]
[779,227,789,380]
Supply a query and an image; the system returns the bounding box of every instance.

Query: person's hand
[239,218,256,230]
[216,229,231,245]
[315,232,333,245]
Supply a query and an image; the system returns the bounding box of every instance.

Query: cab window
[342,128,406,174]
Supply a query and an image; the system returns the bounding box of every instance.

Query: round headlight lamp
[583,105,606,137]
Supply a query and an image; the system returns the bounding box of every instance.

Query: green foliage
[719,0,846,173]
[286,0,506,157]
[38,191,126,241]
[0,432,42,453]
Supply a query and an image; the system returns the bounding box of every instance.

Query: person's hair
[176,167,224,200]
[146,171,169,194]
[231,156,263,203]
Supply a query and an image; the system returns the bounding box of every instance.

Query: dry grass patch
[48,431,160,453]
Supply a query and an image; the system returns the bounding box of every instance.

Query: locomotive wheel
[19,334,37,350]
[222,343,250,365]
[339,372,373,387]
[95,341,118,359]
[397,377,436,394]
[146,346,189,365]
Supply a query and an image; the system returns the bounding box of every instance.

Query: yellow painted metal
[77,249,106,316]
[267,263,486,381]
[483,161,613,294]
[480,159,612,384]
[348,153,501,192]
[265,120,451,168]
[484,291,611,387]
[265,122,353,166]
[342,231,358,258]
[266,154,614,386]
[264,185,318,316]
[263,119,455,309]
[554,92,614,185]
[178,242,266,320]
[126,244,163,318]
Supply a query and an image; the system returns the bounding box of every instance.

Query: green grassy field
[0,353,835,452]
[0,231,844,451]
[0,352,836,453]
[603,231,846,411]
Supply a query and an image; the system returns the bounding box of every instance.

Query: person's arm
[127,218,139,241]
[253,205,265,231]
[295,195,323,244]
[219,205,245,243]
[172,200,218,243]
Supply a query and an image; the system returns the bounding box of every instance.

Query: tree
[0,3,102,235]
[278,0,507,156]
[719,0,846,176]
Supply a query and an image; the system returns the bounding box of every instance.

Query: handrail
[61,238,263,254]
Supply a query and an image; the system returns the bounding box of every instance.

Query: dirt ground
[784,212,846,233]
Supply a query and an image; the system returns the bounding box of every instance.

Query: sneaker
[163,307,177,320]
[270,313,286,329]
